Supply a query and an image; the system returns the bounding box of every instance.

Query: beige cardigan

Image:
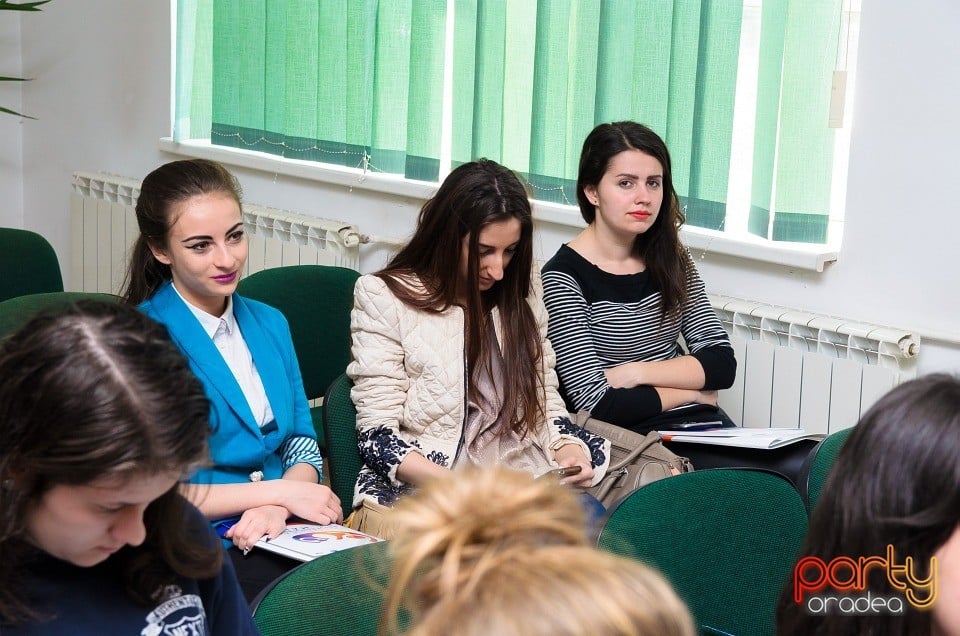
[346,272,610,509]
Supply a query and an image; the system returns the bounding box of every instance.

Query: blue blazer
[141,282,315,485]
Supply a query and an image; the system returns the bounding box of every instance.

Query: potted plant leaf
[1,0,49,118]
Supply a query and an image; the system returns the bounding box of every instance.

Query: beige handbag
[575,411,694,508]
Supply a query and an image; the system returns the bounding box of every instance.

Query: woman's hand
[553,444,594,487]
[224,504,289,551]
[695,389,719,406]
[604,357,707,390]
[276,481,343,525]
[656,387,719,412]
[603,362,644,389]
[219,480,342,552]
[397,451,453,486]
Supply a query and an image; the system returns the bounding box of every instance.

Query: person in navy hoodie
[121,159,341,602]
[0,301,258,635]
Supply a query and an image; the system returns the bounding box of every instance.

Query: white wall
[0,9,23,228]
[14,0,960,373]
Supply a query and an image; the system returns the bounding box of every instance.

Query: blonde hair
[381,467,695,636]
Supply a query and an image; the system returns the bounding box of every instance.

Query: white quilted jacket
[347,273,610,509]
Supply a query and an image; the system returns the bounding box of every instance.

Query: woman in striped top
[541,122,736,433]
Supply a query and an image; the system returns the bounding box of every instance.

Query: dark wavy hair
[377,159,543,438]
[121,159,242,305]
[0,301,218,626]
[776,373,960,635]
[577,121,689,318]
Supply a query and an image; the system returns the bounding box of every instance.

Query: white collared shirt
[174,285,275,429]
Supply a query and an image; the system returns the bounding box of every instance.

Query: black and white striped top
[541,244,736,429]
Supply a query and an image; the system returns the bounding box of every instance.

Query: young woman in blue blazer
[122,159,341,602]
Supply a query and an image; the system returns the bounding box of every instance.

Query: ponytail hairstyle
[381,467,696,636]
[121,159,242,305]
[0,301,217,625]
[577,121,690,319]
[377,159,544,439]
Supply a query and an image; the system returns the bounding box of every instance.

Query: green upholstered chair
[597,468,808,636]
[252,540,391,636]
[238,265,360,454]
[322,373,363,520]
[0,228,64,302]
[799,426,854,513]
[0,291,120,340]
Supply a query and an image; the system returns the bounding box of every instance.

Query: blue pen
[213,515,242,539]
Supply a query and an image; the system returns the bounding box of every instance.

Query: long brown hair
[577,121,690,318]
[0,301,218,626]
[378,159,543,438]
[121,159,242,305]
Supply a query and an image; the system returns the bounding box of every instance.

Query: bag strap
[607,431,668,472]
[593,474,618,502]
[575,412,686,502]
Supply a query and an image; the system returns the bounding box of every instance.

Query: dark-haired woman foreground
[777,373,960,636]
[0,301,258,634]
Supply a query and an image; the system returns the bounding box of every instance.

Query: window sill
[159,137,839,273]
[159,137,442,200]
[679,226,838,273]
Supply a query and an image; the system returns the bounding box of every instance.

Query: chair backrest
[0,228,64,302]
[253,540,390,636]
[597,468,808,636]
[323,373,363,520]
[238,265,359,401]
[799,426,854,512]
[0,291,120,341]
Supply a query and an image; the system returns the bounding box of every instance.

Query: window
[174,0,860,248]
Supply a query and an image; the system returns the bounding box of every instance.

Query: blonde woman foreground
[381,467,695,636]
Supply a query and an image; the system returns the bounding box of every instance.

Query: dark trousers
[228,545,300,607]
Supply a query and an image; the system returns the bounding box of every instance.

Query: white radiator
[69,171,361,295]
[710,294,919,434]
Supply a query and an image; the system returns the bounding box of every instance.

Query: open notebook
[217,519,384,562]
[658,428,825,450]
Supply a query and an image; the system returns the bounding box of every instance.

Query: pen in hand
[215,518,269,556]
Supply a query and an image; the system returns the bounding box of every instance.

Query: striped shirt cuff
[279,434,324,480]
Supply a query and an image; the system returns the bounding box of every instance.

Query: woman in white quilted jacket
[346,159,610,536]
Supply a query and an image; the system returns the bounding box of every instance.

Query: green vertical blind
[175,0,846,244]
[771,0,841,242]
[450,0,741,223]
[196,0,447,180]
